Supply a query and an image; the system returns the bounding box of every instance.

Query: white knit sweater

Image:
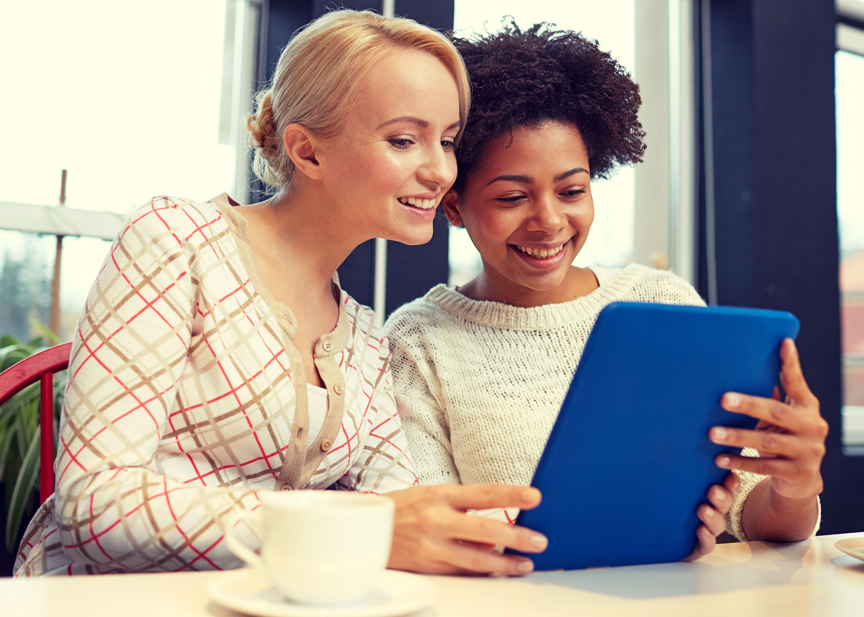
[384,264,764,540]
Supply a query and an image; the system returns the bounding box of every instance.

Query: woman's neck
[459,265,599,308]
[242,188,363,288]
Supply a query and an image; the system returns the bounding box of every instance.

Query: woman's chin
[505,266,578,297]
[388,226,435,246]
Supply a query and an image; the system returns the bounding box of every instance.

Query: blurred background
[0,0,861,541]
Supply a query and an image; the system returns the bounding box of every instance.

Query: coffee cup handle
[224,508,264,570]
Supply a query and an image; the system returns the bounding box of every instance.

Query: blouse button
[280,484,293,491]
[333,384,344,395]
[322,341,333,352]
[321,439,333,452]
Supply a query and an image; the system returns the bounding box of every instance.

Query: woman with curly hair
[384,21,826,561]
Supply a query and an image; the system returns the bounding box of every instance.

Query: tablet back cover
[512,302,799,570]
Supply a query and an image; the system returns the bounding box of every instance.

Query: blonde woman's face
[320,48,461,246]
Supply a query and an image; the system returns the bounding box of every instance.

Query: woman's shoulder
[383,285,457,337]
[121,195,232,240]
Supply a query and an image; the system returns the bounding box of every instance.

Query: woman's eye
[389,138,414,149]
[561,189,586,198]
[496,195,526,203]
[441,139,455,151]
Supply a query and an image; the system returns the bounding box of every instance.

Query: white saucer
[834,537,864,562]
[206,568,437,617]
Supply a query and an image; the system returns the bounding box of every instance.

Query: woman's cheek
[443,157,458,190]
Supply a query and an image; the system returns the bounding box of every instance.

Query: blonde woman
[14,10,545,577]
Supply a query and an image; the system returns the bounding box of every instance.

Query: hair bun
[245,89,288,188]
[246,90,274,148]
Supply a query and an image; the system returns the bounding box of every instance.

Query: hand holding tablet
[509,302,807,570]
[710,338,826,542]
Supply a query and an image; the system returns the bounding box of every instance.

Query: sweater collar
[424,265,644,330]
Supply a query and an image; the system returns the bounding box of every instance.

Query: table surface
[3,533,863,617]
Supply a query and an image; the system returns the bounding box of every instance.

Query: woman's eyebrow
[485,174,533,186]
[376,117,461,130]
[554,167,589,182]
[378,116,428,129]
[485,167,589,187]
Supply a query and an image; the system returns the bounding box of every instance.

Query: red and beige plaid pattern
[14,196,417,576]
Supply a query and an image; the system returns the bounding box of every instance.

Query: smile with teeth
[398,196,437,210]
[515,243,567,259]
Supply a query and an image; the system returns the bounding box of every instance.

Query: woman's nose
[527,196,565,234]
[418,144,456,189]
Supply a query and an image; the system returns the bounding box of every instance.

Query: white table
[3,533,863,617]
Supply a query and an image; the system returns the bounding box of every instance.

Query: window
[837,0,864,452]
[448,0,691,287]
[837,46,864,452]
[0,0,258,342]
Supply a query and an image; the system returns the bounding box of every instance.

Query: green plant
[0,326,65,552]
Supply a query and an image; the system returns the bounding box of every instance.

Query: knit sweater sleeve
[383,304,461,486]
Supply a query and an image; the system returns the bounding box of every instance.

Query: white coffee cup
[224,490,395,605]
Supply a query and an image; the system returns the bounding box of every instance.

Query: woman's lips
[510,238,571,270]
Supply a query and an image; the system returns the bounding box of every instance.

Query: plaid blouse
[14,195,418,576]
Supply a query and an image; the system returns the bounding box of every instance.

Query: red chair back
[0,342,72,504]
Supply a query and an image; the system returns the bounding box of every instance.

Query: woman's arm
[381,328,547,575]
[55,198,263,572]
[395,390,463,486]
[710,338,825,541]
[383,329,463,486]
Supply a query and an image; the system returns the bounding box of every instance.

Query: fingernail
[712,487,725,501]
[705,507,714,518]
[517,560,534,574]
[522,488,539,502]
[718,455,731,468]
[712,427,728,442]
[531,533,548,550]
[725,393,741,409]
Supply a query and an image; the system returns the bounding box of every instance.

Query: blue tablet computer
[508,302,799,571]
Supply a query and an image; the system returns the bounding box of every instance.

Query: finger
[779,339,818,407]
[444,484,542,511]
[716,452,798,478]
[404,557,490,576]
[706,483,734,516]
[684,525,716,561]
[709,425,798,456]
[459,539,498,551]
[698,504,726,537]
[437,508,548,554]
[719,392,804,433]
[723,471,740,494]
[442,541,535,575]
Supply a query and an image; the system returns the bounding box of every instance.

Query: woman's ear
[283,123,323,180]
[441,189,464,227]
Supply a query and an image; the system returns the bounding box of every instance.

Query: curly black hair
[451,20,646,191]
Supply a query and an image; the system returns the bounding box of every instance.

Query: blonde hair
[245,9,470,191]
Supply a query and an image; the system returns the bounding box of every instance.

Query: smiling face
[318,48,461,246]
[445,121,598,306]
